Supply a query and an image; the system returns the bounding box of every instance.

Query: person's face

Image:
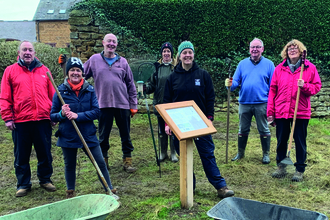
[180,49,194,66]
[162,48,172,62]
[68,67,83,85]
[102,34,118,54]
[18,42,35,65]
[287,45,301,61]
[249,40,264,61]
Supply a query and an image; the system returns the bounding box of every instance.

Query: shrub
[0,41,64,86]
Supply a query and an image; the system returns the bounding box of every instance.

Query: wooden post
[180,138,194,209]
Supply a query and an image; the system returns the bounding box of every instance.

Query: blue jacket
[50,79,99,148]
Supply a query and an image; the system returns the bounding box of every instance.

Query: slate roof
[33,0,82,21]
[0,21,37,42]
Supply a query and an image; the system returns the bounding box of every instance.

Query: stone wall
[37,21,71,48]
[68,9,330,117]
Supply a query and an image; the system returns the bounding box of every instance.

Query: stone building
[33,0,81,48]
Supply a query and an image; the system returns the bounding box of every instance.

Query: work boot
[15,188,31,197]
[217,186,234,198]
[271,164,287,178]
[292,171,304,182]
[111,188,117,194]
[40,183,56,192]
[169,137,178,163]
[231,135,248,161]
[104,157,110,170]
[123,157,137,173]
[260,135,271,164]
[66,190,75,199]
[158,134,169,162]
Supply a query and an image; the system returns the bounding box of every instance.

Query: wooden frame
[155,100,217,141]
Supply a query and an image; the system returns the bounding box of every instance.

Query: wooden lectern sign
[155,101,217,209]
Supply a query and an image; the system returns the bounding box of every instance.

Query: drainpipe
[36,21,40,42]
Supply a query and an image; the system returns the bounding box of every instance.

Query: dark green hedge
[74,0,330,61]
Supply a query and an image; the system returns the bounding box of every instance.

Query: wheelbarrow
[207,197,328,220]
[0,194,120,220]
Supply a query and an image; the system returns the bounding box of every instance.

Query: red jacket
[0,59,55,123]
[267,59,322,119]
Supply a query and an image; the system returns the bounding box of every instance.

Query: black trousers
[99,108,134,158]
[275,118,309,173]
[12,120,53,190]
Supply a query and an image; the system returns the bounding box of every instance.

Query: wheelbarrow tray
[207,197,328,220]
[0,194,120,220]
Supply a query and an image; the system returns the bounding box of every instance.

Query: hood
[174,61,199,73]
[17,57,42,71]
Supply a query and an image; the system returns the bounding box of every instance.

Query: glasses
[250,46,262,49]
[288,47,299,52]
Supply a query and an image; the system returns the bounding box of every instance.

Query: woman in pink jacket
[267,39,321,182]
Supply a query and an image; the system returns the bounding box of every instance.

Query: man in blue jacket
[225,38,275,164]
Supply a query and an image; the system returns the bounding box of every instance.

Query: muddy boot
[217,186,234,198]
[231,135,248,161]
[292,171,304,182]
[158,134,169,162]
[104,157,110,170]
[169,137,178,163]
[260,135,271,164]
[123,157,137,173]
[271,164,287,178]
[66,190,75,199]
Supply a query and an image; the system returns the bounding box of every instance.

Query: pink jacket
[267,59,321,119]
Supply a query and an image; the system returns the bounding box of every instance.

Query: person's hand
[50,121,58,127]
[267,116,276,127]
[297,79,304,88]
[5,121,15,130]
[225,78,233,87]
[66,111,78,120]
[130,109,138,118]
[165,125,172,135]
[58,54,67,65]
[61,104,70,116]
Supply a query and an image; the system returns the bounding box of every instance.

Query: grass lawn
[0,112,329,219]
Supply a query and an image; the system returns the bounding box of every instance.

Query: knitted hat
[178,41,194,57]
[66,57,84,75]
[160,42,174,58]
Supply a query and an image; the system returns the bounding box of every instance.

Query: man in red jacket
[0,41,56,197]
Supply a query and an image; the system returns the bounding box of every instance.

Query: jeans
[12,120,53,190]
[61,146,113,190]
[275,118,309,173]
[238,103,270,136]
[172,135,227,190]
[99,108,134,158]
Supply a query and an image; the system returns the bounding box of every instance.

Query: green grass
[0,112,329,219]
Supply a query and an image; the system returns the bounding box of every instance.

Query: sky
[0,0,40,21]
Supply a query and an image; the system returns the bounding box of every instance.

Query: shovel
[280,50,306,166]
[225,61,232,164]
[46,72,118,199]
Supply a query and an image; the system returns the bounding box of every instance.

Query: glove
[297,79,304,88]
[58,54,67,65]
[165,125,172,135]
[267,116,276,127]
[225,78,233,87]
[130,109,138,118]
[5,121,15,130]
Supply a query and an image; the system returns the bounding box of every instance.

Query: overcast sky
[0,0,40,21]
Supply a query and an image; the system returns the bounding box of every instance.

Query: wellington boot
[231,135,248,161]
[104,157,110,170]
[123,157,137,173]
[271,164,287,178]
[158,134,169,162]
[169,137,178,163]
[260,135,271,164]
[66,190,75,199]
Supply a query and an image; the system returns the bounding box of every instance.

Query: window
[59,10,66,14]
[47,10,54,14]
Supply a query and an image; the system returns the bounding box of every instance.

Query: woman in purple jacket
[267,39,322,182]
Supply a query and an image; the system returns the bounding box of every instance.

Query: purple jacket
[84,52,137,109]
